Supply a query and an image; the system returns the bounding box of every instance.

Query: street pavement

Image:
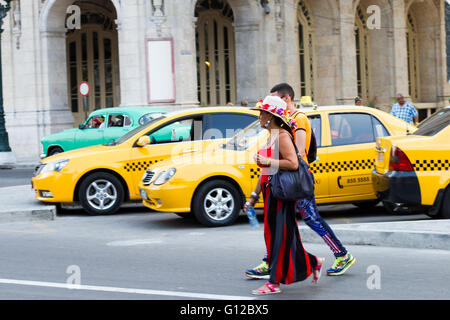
[0,178,448,251]
[0,211,448,301]
[1,166,450,302]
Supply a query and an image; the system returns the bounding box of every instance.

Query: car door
[103,113,132,144]
[325,112,388,201]
[307,113,330,201]
[128,115,207,194]
[75,114,106,148]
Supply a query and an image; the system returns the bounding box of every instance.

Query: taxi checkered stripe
[250,167,261,179]
[412,159,450,171]
[124,159,164,172]
[310,159,375,174]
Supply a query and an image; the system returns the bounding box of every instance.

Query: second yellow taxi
[139,106,416,227]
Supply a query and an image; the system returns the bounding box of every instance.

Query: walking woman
[246,96,324,295]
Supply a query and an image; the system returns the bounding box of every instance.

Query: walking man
[245,83,356,279]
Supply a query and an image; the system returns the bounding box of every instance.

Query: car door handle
[182,149,198,154]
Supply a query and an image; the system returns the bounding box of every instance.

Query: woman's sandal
[252,281,281,295]
[312,258,325,284]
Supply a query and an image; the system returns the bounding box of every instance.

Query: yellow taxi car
[31,107,258,215]
[372,107,450,218]
[139,106,416,227]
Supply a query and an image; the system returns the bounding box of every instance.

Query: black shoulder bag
[269,142,315,201]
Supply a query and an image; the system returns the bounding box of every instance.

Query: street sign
[79,82,90,97]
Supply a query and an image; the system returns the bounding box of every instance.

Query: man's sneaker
[326,253,356,276]
[245,261,270,279]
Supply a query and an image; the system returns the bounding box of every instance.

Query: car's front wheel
[78,172,124,215]
[48,147,64,157]
[440,187,450,219]
[192,180,242,227]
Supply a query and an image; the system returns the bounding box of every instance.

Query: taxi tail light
[389,146,414,172]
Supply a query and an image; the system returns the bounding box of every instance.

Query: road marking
[0,222,56,235]
[0,228,50,235]
[106,239,163,247]
[336,217,353,223]
[0,278,254,300]
[32,222,56,233]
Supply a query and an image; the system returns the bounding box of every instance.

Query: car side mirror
[79,124,86,129]
[136,136,151,147]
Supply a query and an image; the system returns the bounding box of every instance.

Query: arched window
[195,0,236,106]
[297,1,315,99]
[66,1,120,126]
[355,5,370,103]
[406,12,420,102]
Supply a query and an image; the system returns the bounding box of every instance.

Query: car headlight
[40,160,69,174]
[153,168,176,185]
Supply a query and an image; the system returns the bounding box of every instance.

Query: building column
[162,0,198,107]
[337,0,357,105]
[230,1,272,105]
[391,0,409,98]
[117,0,147,107]
[4,0,74,162]
[437,0,449,106]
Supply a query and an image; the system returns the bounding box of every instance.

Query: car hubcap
[86,179,117,211]
[204,188,235,221]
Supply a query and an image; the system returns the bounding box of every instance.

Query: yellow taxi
[139,106,416,227]
[372,107,450,218]
[31,107,258,215]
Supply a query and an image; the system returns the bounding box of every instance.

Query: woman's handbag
[270,143,315,201]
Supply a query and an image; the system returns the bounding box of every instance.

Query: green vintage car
[41,106,169,158]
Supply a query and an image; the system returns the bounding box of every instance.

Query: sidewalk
[0,185,449,250]
[0,185,56,223]
[298,220,450,251]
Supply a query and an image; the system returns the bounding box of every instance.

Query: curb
[0,185,56,224]
[0,207,56,224]
[299,221,450,251]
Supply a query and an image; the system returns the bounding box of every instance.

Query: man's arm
[295,129,307,158]
[411,104,419,125]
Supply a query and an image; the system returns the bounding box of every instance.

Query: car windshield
[414,108,450,136]
[105,115,166,146]
[139,112,166,125]
[222,120,265,151]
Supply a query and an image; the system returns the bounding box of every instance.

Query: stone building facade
[1,0,449,162]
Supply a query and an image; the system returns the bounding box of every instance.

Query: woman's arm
[255,132,298,170]
[275,132,299,170]
[245,175,262,209]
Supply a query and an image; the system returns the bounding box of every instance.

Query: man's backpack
[292,111,318,164]
[307,130,317,163]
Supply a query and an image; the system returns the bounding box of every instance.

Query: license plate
[377,153,384,163]
[139,189,148,200]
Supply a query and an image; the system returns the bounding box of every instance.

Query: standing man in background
[390,93,418,125]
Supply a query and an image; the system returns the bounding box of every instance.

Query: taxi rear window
[414,108,450,136]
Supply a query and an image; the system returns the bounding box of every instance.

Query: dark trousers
[296,195,347,257]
